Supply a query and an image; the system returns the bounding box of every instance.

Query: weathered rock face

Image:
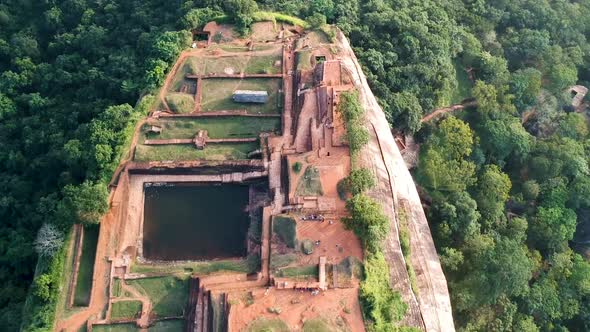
[336,31,456,332]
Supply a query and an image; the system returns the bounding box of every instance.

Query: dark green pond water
[143,183,249,260]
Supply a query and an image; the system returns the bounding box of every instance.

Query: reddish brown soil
[226,287,365,332]
[295,214,363,266]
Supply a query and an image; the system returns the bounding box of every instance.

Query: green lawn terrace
[92,319,184,332]
[200,78,282,114]
[165,43,284,116]
[133,117,280,162]
[173,50,282,78]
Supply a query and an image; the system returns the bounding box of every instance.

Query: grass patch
[246,318,290,332]
[301,239,314,255]
[130,256,259,275]
[246,55,282,74]
[141,117,280,140]
[296,166,324,196]
[252,11,309,28]
[53,229,76,321]
[451,58,472,104]
[182,57,205,76]
[332,256,363,288]
[134,142,259,162]
[296,50,312,71]
[360,252,408,331]
[335,256,363,279]
[110,300,142,320]
[308,30,330,45]
[92,323,138,332]
[201,78,281,114]
[214,12,308,28]
[112,278,121,297]
[149,319,185,331]
[74,225,99,306]
[398,208,418,295]
[303,318,334,332]
[273,216,297,248]
[178,52,281,76]
[127,276,189,318]
[217,45,250,52]
[276,265,318,278]
[165,93,195,114]
[292,161,302,173]
[169,58,203,91]
[270,253,297,269]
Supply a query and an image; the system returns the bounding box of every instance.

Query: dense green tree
[182,8,223,30]
[346,168,375,196]
[547,63,577,95]
[417,116,476,192]
[389,91,423,134]
[57,181,108,226]
[433,191,480,246]
[224,0,258,34]
[522,180,541,202]
[558,112,589,140]
[459,237,533,308]
[510,68,542,111]
[472,165,511,226]
[417,149,476,193]
[530,206,577,254]
[344,194,389,254]
[307,13,326,29]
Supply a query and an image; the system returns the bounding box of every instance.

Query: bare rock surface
[337,31,456,332]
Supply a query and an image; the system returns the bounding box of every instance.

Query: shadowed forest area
[3,0,590,331]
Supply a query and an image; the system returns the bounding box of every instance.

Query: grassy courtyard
[149,320,185,331]
[165,93,195,114]
[73,226,99,306]
[169,52,282,92]
[92,323,138,332]
[110,300,142,320]
[296,166,324,196]
[134,142,259,162]
[275,265,318,278]
[303,318,335,332]
[141,117,280,140]
[127,276,189,318]
[134,115,280,162]
[130,255,259,275]
[273,216,297,248]
[200,78,281,114]
[246,318,290,332]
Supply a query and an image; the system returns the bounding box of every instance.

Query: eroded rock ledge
[337,31,456,332]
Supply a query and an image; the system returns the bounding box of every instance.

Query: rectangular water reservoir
[143,183,250,261]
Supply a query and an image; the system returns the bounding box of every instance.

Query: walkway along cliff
[337,31,456,332]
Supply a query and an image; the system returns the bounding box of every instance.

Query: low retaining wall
[127,159,266,175]
[157,110,281,118]
[186,73,283,79]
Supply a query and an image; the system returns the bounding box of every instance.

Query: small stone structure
[319,256,327,290]
[232,90,269,103]
[568,85,588,109]
[194,130,208,149]
[147,125,162,134]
